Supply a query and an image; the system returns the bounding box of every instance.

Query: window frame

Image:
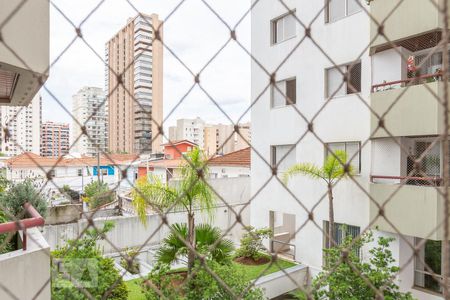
[271,10,297,45]
[271,77,297,108]
[325,0,363,24]
[323,221,361,266]
[325,61,362,98]
[325,141,362,174]
[270,144,296,172]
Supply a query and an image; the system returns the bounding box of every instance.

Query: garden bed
[125,258,298,300]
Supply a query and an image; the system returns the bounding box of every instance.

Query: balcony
[370,0,445,51]
[0,0,49,106]
[370,45,449,137]
[369,177,445,240]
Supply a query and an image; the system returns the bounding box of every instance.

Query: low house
[208,147,250,178]
[6,153,139,194]
[137,140,198,182]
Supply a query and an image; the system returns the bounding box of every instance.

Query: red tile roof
[208,147,250,167]
[161,140,198,147]
[6,152,139,168]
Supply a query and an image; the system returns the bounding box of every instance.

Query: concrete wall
[46,203,82,225]
[43,201,250,253]
[0,228,51,300]
[255,265,308,299]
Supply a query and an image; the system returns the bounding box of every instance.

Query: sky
[42,0,252,129]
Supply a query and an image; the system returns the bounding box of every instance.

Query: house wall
[209,165,250,178]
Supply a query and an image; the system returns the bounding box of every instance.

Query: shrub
[235,226,272,261]
[311,232,416,300]
[0,211,13,254]
[60,185,80,202]
[51,222,128,300]
[0,179,47,218]
[144,261,264,300]
[120,247,140,274]
[83,181,113,209]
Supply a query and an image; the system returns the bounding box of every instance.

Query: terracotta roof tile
[208,147,250,167]
[6,152,139,168]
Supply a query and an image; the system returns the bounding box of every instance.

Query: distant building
[40,122,69,157]
[169,117,251,156]
[106,13,163,154]
[169,118,205,148]
[6,152,138,193]
[0,94,42,156]
[208,147,250,178]
[72,87,108,156]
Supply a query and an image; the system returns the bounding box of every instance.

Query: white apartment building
[72,87,108,157]
[251,1,445,299]
[169,118,251,156]
[169,117,206,148]
[0,94,42,156]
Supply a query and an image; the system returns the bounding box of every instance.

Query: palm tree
[282,150,353,247]
[132,148,215,273]
[156,223,234,266]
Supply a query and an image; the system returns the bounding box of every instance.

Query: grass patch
[125,259,297,299]
[125,278,146,300]
[233,258,297,281]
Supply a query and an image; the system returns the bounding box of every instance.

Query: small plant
[83,181,113,209]
[120,247,140,274]
[60,185,80,202]
[0,211,14,254]
[235,226,273,261]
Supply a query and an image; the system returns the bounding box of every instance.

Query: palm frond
[323,150,353,182]
[282,163,325,184]
[131,175,180,225]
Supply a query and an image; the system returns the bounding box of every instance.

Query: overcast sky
[42,0,251,129]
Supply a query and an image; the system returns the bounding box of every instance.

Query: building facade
[40,122,69,157]
[72,87,108,156]
[169,117,251,156]
[251,1,445,299]
[106,13,163,155]
[0,94,41,156]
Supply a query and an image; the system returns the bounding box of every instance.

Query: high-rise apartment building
[106,13,163,154]
[169,118,251,156]
[72,87,108,157]
[251,1,446,299]
[40,122,69,157]
[0,94,41,156]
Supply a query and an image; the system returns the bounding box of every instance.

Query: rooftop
[208,147,250,167]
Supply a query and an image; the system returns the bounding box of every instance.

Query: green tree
[132,148,214,273]
[0,210,13,254]
[309,232,415,300]
[51,222,128,300]
[282,150,353,246]
[235,226,272,261]
[83,180,113,209]
[156,223,234,266]
[0,179,47,218]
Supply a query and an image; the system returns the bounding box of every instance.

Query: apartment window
[326,0,362,23]
[414,238,444,294]
[271,12,296,44]
[272,78,296,108]
[323,221,361,261]
[325,141,361,174]
[77,169,83,176]
[326,61,361,97]
[271,145,296,172]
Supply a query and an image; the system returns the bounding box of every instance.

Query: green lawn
[125,259,297,299]
[233,258,297,281]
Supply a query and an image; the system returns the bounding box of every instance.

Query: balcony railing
[370,175,443,186]
[0,203,45,250]
[371,72,443,93]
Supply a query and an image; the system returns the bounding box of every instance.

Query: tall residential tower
[105,13,163,154]
[72,87,108,157]
[40,122,69,157]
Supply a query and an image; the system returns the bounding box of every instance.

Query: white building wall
[0,94,41,156]
[209,165,250,178]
